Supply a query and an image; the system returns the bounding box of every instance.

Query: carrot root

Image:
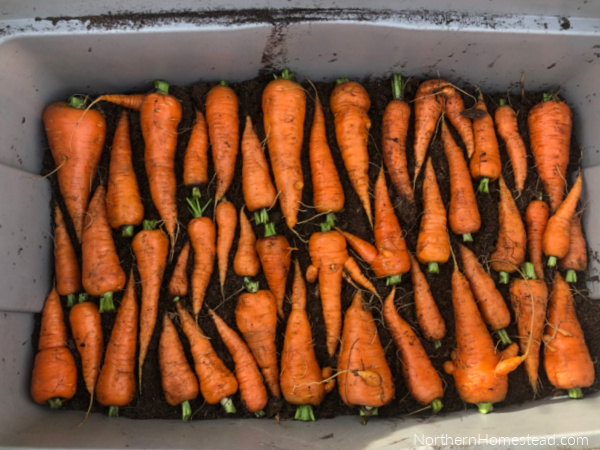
[295,404,316,422]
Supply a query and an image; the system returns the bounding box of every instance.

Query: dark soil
[33,75,600,423]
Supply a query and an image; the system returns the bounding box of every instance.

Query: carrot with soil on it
[216,198,237,298]
[43,95,106,242]
[30,286,77,409]
[442,86,475,158]
[81,185,126,312]
[330,78,373,225]
[383,287,444,413]
[176,302,238,412]
[132,220,169,390]
[169,241,190,302]
[559,215,588,283]
[441,119,481,242]
[54,205,81,307]
[525,194,550,281]
[96,271,138,418]
[106,110,144,237]
[494,99,528,194]
[183,109,209,190]
[233,208,260,277]
[262,69,306,229]
[159,314,199,421]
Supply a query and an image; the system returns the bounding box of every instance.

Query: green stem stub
[173,296,180,303]
[431,398,443,414]
[264,222,276,238]
[108,406,119,418]
[295,404,316,421]
[320,213,337,232]
[499,98,507,106]
[122,225,135,237]
[68,95,87,109]
[391,74,404,101]
[99,292,115,313]
[192,187,202,199]
[434,340,442,350]
[462,233,473,243]
[547,256,558,268]
[336,77,350,85]
[48,398,63,409]
[477,177,491,194]
[497,328,512,345]
[543,92,557,102]
[78,293,89,303]
[274,69,295,80]
[181,400,192,421]
[66,294,76,308]
[498,271,510,285]
[220,397,237,414]
[521,262,537,280]
[143,220,157,230]
[155,80,169,95]
[477,402,494,414]
[254,409,266,418]
[386,274,402,286]
[428,262,440,274]
[568,388,583,399]
[219,80,229,86]
[187,195,212,218]
[255,208,270,225]
[244,277,259,294]
[565,269,578,283]
[359,406,378,425]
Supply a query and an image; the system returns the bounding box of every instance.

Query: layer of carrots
[34,74,596,423]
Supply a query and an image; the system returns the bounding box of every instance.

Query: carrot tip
[477,402,494,414]
[431,399,443,414]
[220,397,237,414]
[498,271,510,284]
[497,329,512,345]
[48,398,63,409]
[434,340,442,350]
[565,269,578,283]
[477,178,491,194]
[181,401,192,421]
[428,262,440,274]
[462,233,473,243]
[386,274,402,286]
[66,294,76,308]
[254,410,266,418]
[108,406,119,418]
[122,225,134,237]
[547,256,557,268]
[99,292,115,313]
[568,388,583,399]
[294,405,316,422]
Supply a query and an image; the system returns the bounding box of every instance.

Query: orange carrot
[43,96,105,242]
[442,87,475,158]
[262,69,306,229]
[169,241,190,301]
[106,110,144,237]
[330,78,373,225]
[96,94,145,111]
[30,287,77,408]
[216,199,237,298]
[559,215,588,283]
[54,205,81,307]
[525,195,550,281]
[495,99,528,193]
[233,208,260,277]
[469,91,501,193]
[81,185,126,312]
[383,287,444,413]
[183,109,209,189]
[543,273,595,398]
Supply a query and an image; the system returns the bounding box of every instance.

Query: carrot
[408,253,446,348]
[310,90,345,213]
[460,244,512,345]
[528,93,572,212]
[381,74,414,203]
[183,109,209,189]
[177,302,238,412]
[543,173,583,267]
[341,255,379,297]
[133,220,169,389]
[441,120,481,242]
[96,271,138,417]
[543,273,595,398]
[330,78,373,225]
[187,195,216,318]
[216,199,237,298]
[241,115,278,224]
[509,262,549,393]
[383,287,444,413]
[281,260,334,421]
[262,69,306,229]
[96,94,145,111]
[30,287,77,408]
[159,314,199,421]
[525,195,550,281]
[469,91,502,193]
[256,222,292,318]
[233,208,260,277]
[106,110,144,237]
[81,185,126,312]
[494,99,528,194]
[442,87,475,158]
[209,308,268,416]
[54,205,81,307]
[490,176,526,284]
[337,291,395,423]
[235,279,280,398]
[416,158,450,273]
[559,215,588,283]
[443,257,523,414]
[169,241,190,301]
[43,95,105,242]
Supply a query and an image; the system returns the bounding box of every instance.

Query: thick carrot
[528,93,572,212]
[330,78,373,225]
[441,120,481,242]
[525,195,550,281]
[159,314,199,421]
[442,87,475,158]
[381,74,413,203]
[460,244,512,345]
[543,273,595,398]
[337,291,395,423]
[469,91,501,194]
[216,199,237,298]
[408,253,446,347]
[54,205,81,307]
[491,176,526,284]
[30,287,77,408]
[559,215,588,283]
[495,99,528,194]
[233,208,260,277]
[106,110,144,237]
[206,81,239,202]
[241,115,278,224]
[81,185,126,312]
[133,220,169,390]
[209,308,268,416]
[509,262,549,393]
[383,288,444,413]
[543,173,583,267]
[416,158,450,273]
[96,272,138,417]
[235,280,280,398]
[169,241,190,301]
[43,96,105,242]
[177,302,238,412]
[262,69,306,229]
[183,109,209,189]
[256,222,292,318]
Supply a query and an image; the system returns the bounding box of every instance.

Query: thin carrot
[54,205,81,307]
[442,87,475,158]
[169,241,190,301]
[494,99,528,194]
[525,195,550,281]
[43,95,105,242]
[216,199,237,298]
[183,109,209,189]
[105,110,144,237]
[559,215,588,283]
[96,94,145,111]
[342,255,379,297]
[469,91,501,194]
[233,208,260,277]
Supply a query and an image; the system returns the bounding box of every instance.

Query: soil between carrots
[34,76,600,422]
